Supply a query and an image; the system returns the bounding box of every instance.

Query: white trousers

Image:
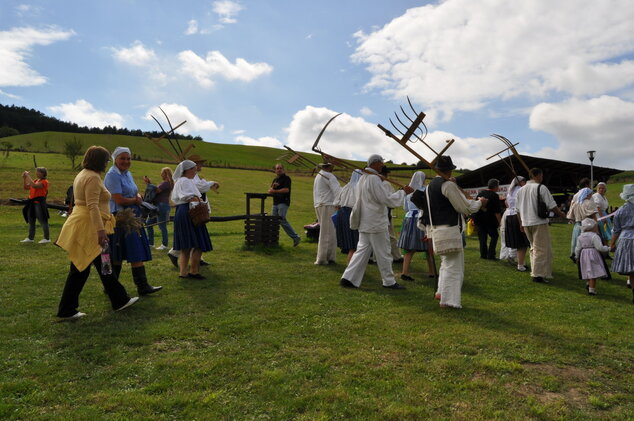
[341,231,396,287]
[315,205,337,264]
[436,248,464,308]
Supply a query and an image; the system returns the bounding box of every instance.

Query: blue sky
[2,0,634,170]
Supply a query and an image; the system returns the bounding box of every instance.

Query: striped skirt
[397,214,427,252]
[173,203,213,252]
[333,207,359,252]
[612,237,634,275]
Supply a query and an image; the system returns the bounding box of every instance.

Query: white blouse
[593,192,608,213]
[171,177,201,205]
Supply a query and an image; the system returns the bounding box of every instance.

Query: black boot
[132,266,162,295]
[104,264,124,294]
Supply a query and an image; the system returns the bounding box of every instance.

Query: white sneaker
[58,312,86,322]
[155,244,168,250]
[38,239,51,244]
[115,297,139,312]
[517,265,527,272]
[20,238,34,243]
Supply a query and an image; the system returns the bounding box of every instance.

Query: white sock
[588,287,596,294]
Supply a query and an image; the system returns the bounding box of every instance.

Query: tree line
[0,103,203,141]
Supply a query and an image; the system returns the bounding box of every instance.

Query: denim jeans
[272,203,299,240]
[147,202,171,246]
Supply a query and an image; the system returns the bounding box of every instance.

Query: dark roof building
[456,154,623,195]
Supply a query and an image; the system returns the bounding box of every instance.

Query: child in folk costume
[575,218,610,295]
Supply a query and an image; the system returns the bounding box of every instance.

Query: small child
[575,218,610,295]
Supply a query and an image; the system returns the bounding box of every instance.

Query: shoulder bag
[425,186,463,255]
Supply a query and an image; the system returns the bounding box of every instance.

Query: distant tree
[63,137,83,169]
[0,125,19,138]
[1,140,13,157]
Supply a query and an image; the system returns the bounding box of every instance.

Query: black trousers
[57,256,130,317]
[477,223,499,259]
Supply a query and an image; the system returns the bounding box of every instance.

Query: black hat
[435,155,456,171]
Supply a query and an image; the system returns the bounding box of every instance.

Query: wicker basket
[188,203,210,226]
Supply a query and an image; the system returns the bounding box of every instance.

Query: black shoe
[383,282,406,290]
[188,273,206,280]
[200,260,210,266]
[138,285,163,295]
[400,274,415,281]
[532,277,549,284]
[569,255,577,264]
[340,278,357,288]
[168,253,178,268]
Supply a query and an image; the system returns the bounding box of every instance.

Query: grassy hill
[1,131,365,171]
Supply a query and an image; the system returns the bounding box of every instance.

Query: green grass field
[1,151,633,420]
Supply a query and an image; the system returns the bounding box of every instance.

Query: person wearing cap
[268,163,301,247]
[425,155,487,308]
[170,160,213,279]
[516,168,567,284]
[473,178,502,260]
[575,218,610,295]
[339,154,414,289]
[167,154,218,267]
[313,162,342,265]
[104,146,162,296]
[610,184,634,296]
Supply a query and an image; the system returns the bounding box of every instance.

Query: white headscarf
[111,146,131,161]
[620,184,634,204]
[349,169,363,186]
[173,160,196,180]
[509,175,526,193]
[581,217,597,232]
[404,171,426,211]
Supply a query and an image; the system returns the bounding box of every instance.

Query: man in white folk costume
[426,156,487,308]
[340,154,414,289]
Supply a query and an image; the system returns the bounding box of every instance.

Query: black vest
[428,177,460,226]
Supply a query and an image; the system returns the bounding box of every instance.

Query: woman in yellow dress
[56,146,138,321]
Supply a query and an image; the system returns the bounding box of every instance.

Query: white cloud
[285,105,510,170]
[145,103,222,134]
[359,106,373,117]
[0,89,21,99]
[235,135,283,149]
[177,50,272,88]
[529,96,634,170]
[232,129,246,135]
[49,100,125,128]
[185,19,199,35]
[111,41,157,66]
[352,0,634,120]
[212,1,244,24]
[0,26,74,87]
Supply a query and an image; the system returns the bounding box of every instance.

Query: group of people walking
[50,146,218,321]
[19,145,634,320]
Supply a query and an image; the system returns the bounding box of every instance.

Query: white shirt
[334,182,356,208]
[313,170,341,207]
[516,180,557,226]
[593,192,608,213]
[354,168,405,233]
[438,178,483,218]
[193,173,217,194]
[171,177,201,205]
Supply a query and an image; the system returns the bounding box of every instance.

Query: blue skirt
[397,214,427,251]
[173,204,212,252]
[612,238,634,275]
[333,207,358,252]
[110,205,152,263]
